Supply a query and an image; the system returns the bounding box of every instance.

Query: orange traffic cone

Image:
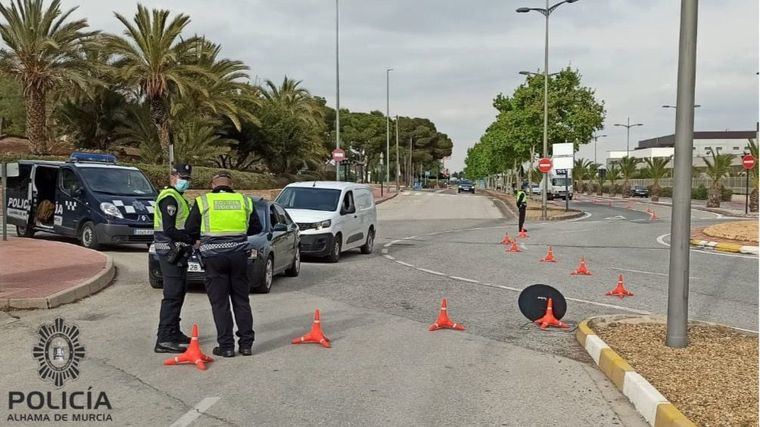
[292,309,331,348]
[571,257,592,275]
[506,241,522,253]
[606,274,634,298]
[163,324,213,371]
[534,298,569,330]
[501,233,513,245]
[429,298,465,331]
[646,208,658,221]
[540,246,557,262]
[518,228,529,238]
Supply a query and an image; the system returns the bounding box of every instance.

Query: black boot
[154,341,186,353]
[212,347,235,358]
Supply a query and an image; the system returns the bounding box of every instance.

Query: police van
[4,152,157,249]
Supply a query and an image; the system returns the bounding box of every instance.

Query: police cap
[171,164,192,179]
[212,171,233,180]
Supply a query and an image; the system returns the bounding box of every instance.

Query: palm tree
[0,0,95,154]
[748,139,758,212]
[104,5,211,157]
[619,157,640,198]
[606,163,621,195]
[573,158,591,193]
[644,156,672,202]
[703,152,734,208]
[587,163,599,194]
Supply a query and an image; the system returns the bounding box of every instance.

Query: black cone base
[518,284,567,321]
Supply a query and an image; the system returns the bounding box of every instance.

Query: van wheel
[79,221,100,250]
[15,223,34,238]
[327,234,341,263]
[360,228,375,254]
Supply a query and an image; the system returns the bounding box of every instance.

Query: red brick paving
[0,238,107,299]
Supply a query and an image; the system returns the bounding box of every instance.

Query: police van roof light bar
[69,152,117,164]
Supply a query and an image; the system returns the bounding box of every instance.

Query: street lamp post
[591,133,607,164]
[335,0,341,181]
[395,115,400,193]
[614,117,644,157]
[386,68,393,190]
[517,0,579,220]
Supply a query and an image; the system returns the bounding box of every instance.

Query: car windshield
[551,178,571,187]
[253,201,268,230]
[459,180,472,185]
[78,167,156,196]
[276,187,342,212]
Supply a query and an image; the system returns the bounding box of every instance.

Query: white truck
[539,170,573,200]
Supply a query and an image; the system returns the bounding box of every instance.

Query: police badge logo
[167,205,177,216]
[32,318,85,388]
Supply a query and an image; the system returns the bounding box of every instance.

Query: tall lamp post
[395,115,400,193]
[517,0,579,220]
[386,68,393,189]
[614,117,643,156]
[335,0,342,181]
[591,133,607,164]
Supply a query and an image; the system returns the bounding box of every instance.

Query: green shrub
[721,187,733,202]
[660,187,673,198]
[601,185,610,194]
[135,163,276,190]
[692,184,708,200]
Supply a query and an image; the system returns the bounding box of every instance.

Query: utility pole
[335,0,342,181]
[386,68,393,189]
[395,115,400,192]
[666,0,698,348]
[408,137,413,187]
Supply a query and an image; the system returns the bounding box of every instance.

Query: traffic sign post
[742,155,755,214]
[332,148,345,182]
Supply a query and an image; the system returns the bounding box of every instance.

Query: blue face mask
[175,179,190,193]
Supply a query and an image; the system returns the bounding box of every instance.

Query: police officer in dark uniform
[185,171,262,358]
[153,164,194,353]
[516,183,528,233]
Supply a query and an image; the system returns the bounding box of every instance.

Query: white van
[275,181,377,262]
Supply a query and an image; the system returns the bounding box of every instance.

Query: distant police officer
[517,183,528,233]
[153,164,194,353]
[185,171,260,358]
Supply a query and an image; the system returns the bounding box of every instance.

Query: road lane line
[170,397,221,427]
[383,255,395,260]
[417,268,447,276]
[449,276,479,283]
[381,248,388,254]
[610,266,699,280]
[395,261,414,267]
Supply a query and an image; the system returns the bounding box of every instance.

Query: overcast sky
[60,0,758,171]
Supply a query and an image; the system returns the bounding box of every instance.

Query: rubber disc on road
[518,284,567,321]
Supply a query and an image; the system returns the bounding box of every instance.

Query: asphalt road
[1,190,756,426]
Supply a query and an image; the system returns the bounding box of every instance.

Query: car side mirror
[273,223,288,232]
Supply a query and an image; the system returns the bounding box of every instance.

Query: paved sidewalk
[575,193,757,218]
[0,237,114,309]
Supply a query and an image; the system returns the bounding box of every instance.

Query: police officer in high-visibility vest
[516,183,528,233]
[185,171,260,358]
[153,164,194,353]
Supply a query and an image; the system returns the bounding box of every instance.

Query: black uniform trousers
[204,251,254,350]
[518,206,527,232]
[157,255,188,342]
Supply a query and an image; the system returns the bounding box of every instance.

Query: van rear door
[4,162,33,234]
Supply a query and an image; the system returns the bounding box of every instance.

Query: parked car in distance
[530,184,541,195]
[457,180,475,193]
[148,198,300,293]
[631,186,650,197]
[275,181,377,263]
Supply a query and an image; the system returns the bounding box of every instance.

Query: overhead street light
[519,70,560,77]
[614,117,643,156]
[386,68,393,188]
[591,133,607,164]
[515,0,580,220]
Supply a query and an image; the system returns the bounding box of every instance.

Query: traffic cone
[429,298,465,331]
[163,324,214,371]
[292,309,331,348]
[540,246,557,262]
[571,257,592,275]
[506,241,522,253]
[534,298,569,330]
[646,208,658,221]
[501,232,513,245]
[518,228,529,238]
[606,274,634,298]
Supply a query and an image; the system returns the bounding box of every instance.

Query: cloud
[59,0,758,171]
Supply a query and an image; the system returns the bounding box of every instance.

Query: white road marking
[610,266,700,280]
[656,233,758,259]
[417,268,447,276]
[449,276,480,283]
[569,212,592,221]
[395,261,414,267]
[170,397,221,427]
[383,254,395,260]
[381,248,388,254]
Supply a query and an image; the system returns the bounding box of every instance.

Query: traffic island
[577,315,758,427]
[482,189,584,220]
[0,238,115,309]
[691,220,759,255]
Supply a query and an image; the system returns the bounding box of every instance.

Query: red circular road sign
[332,148,346,162]
[538,157,553,173]
[742,154,756,170]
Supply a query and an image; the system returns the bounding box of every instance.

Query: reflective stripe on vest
[154,188,190,231]
[195,192,252,237]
